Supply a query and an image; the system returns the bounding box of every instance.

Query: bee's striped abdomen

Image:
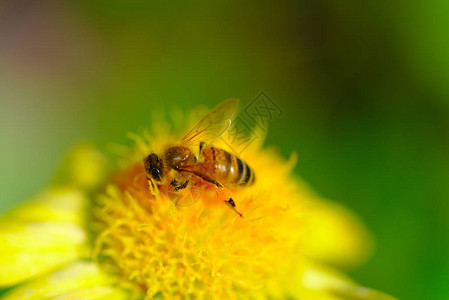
[233,157,255,186]
[201,146,255,187]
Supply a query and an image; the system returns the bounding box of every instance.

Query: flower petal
[1,261,132,300]
[0,222,86,287]
[298,263,398,300]
[52,144,108,191]
[1,188,87,225]
[302,201,374,269]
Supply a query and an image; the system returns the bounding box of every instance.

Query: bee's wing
[181,98,239,147]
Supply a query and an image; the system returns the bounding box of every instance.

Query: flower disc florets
[88,110,374,300]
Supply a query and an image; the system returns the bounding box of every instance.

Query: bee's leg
[215,186,243,218]
[184,170,222,188]
[178,168,243,217]
[170,178,190,191]
[174,180,189,191]
[224,198,243,218]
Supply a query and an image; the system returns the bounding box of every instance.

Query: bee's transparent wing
[181,98,239,147]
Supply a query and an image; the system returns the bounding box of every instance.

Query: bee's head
[143,153,164,182]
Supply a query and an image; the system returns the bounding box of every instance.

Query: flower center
[90,157,303,298]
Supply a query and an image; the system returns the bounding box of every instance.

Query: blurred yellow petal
[1,261,133,300]
[0,187,89,286]
[1,187,87,225]
[0,222,86,287]
[52,144,108,191]
[292,262,398,300]
[302,200,374,269]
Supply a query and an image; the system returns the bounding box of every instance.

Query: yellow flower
[0,107,397,299]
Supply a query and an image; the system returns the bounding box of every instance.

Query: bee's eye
[151,168,161,179]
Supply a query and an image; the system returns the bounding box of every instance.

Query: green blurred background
[1,1,448,299]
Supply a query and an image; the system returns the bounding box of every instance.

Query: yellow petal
[52,144,108,191]
[302,200,374,269]
[291,262,398,300]
[0,187,89,286]
[1,188,87,225]
[306,265,398,300]
[1,261,133,300]
[0,222,86,287]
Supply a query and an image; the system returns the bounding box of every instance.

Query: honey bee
[143,98,255,217]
